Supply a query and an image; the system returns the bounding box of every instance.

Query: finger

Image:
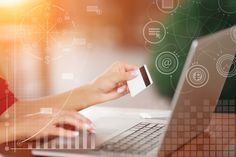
[123,63,139,72]
[61,111,92,124]
[117,81,124,87]
[117,85,127,94]
[49,127,79,138]
[73,113,95,128]
[104,87,128,101]
[57,112,95,131]
[56,115,83,131]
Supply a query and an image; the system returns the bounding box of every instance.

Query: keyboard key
[119,130,136,138]
[101,122,165,155]
[146,123,158,128]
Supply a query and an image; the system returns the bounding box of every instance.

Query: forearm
[31,83,100,111]
[1,62,136,120]
[0,84,99,120]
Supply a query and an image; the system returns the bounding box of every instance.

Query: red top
[0,78,17,115]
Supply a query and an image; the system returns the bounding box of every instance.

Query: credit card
[127,65,153,97]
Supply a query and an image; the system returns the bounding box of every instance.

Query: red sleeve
[0,78,17,115]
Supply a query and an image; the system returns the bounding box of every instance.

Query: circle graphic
[155,51,179,75]
[218,0,236,14]
[143,20,166,44]
[186,65,209,88]
[230,26,236,43]
[156,0,180,14]
[216,54,236,78]
[19,3,79,63]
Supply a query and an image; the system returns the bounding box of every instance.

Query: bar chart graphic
[11,126,96,150]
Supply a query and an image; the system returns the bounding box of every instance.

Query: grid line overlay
[159,100,236,157]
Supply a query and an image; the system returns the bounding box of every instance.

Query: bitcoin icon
[186,65,209,88]
[155,51,179,75]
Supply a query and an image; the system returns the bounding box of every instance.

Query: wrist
[81,83,103,106]
[69,83,102,110]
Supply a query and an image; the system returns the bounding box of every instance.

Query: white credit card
[127,65,153,97]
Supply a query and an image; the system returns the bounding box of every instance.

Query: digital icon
[148,28,161,38]
[155,51,179,75]
[162,0,174,9]
[216,54,236,78]
[143,20,166,44]
[230,26,236,43]
[186,65,209,88]
[86,5,102,15]
[19,3,79,63]
[218,0,236,14]
[20,124,96,150]
[156,0,180,14]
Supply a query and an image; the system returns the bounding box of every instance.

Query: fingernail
[131,70,139,77]
[117,85,126,93]
[85,124,96,133]
[85,124,91,129]
[85,123,94,130]
[88,129,96,134]
[72,131,79,137]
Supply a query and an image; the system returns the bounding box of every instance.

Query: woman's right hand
[6,110,95,143]
[88,62,139,104]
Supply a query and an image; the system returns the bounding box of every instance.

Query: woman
[0,62,138,144]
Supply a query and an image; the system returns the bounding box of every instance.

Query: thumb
[102,85,129,101]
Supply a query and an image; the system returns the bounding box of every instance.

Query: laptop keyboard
[100,122,165,155]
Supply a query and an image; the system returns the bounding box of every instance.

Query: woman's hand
[1,110,95,144]
[89,62,138,103]
[66,62,139,110]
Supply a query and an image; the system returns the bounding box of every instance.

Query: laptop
[32,27,236,157]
